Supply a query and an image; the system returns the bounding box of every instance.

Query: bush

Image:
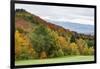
[40,51,47,59]
[57,49,64,57]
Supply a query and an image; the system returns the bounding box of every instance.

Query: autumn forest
[15,9,94,64]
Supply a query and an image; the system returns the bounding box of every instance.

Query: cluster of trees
[15,9,94,60]
[15,25,94,60]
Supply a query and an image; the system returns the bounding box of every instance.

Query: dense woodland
[15,9,94,60]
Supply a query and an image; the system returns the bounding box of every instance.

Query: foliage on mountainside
[15,9,94,60]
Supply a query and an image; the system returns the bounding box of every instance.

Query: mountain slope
[15,9,94,40]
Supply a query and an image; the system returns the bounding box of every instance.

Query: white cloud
[15,3,94,25]
[40,15,94,25]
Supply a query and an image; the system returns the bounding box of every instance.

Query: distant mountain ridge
[44,20,94,35]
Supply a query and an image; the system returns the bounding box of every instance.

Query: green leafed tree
[29,25,63,58]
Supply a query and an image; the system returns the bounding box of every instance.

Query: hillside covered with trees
[15,9,94,60]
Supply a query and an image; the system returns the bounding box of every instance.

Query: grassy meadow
[15,56,94,66]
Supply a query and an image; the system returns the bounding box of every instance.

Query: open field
[15,56,94,66]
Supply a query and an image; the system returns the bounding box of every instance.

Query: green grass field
[15,56,94,66]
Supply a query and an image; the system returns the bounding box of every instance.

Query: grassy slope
[15,56,94,66]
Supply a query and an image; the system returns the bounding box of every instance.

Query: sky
[15,3,94,25]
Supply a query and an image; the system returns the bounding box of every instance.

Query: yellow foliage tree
[76,38,87,55]
[15,30,36,60]
[88,47,94,55]
[57,36,69,55]
[83,46,89,55]
[58,36,68,49]
[69,43,80,55]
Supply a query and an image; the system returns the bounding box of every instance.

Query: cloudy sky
[15,3,94,25]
